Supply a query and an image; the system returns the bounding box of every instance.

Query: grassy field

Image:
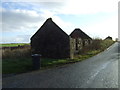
[0,43,30,47]
[2,39,115,74]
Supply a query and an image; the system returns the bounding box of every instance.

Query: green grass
[0,60,2,74]
[2,57,33,74]
[100,40,115,50]
[2,58,70,74]
[2,52,97,74]
[2,39,115,74]
[3,49,100,74]
[0,43,30,47]
[41,58,69,67]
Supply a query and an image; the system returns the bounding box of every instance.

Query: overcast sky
[1,0,119,43]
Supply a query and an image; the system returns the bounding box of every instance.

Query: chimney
[47,18,52,21]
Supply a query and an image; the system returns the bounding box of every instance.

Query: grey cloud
[22,2,67,14]
[15,35,31,43]
[2,35,31,43]
[34,2,65,9]
[3,0,67,3]
[1,9,45,32]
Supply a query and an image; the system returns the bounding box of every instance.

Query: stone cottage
[30,18,92,59]
[30,18,74,59]
[70,28,92,53]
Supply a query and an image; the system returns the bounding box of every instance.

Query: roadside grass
[2,50,101,74]
[0,43,30,47]
[2,47,31,59]
[2,54,95,74]
[3,57,33,74]
[2,39,115,74]
[0,59,1,74]
[100,39,115,50]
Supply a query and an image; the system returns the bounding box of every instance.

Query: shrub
[100,39,114,50]
[2,47,31,59]
[79,38,114,55]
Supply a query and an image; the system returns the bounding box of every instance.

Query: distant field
[0,43,30,47]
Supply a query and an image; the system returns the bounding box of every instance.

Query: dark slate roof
[70,28,92,39]
[104,36,112,40]
[31,18,69,40]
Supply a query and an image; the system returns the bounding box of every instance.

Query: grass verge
[2,40,115,74]
[2,50,101,74]
[2,58,33,74]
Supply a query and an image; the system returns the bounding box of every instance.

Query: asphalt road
[2,42,119,88]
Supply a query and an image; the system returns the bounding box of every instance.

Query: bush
[2,47,31,59]
[79,38,114,55]
[100,39,114,50]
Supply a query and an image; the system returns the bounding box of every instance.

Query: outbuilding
[70,28,92,53]
[30,18,71,58]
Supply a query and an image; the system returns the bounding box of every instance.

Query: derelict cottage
[70,28,92,54]
[30,18,92,59]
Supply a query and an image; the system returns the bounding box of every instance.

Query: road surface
[2,42,119,88]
